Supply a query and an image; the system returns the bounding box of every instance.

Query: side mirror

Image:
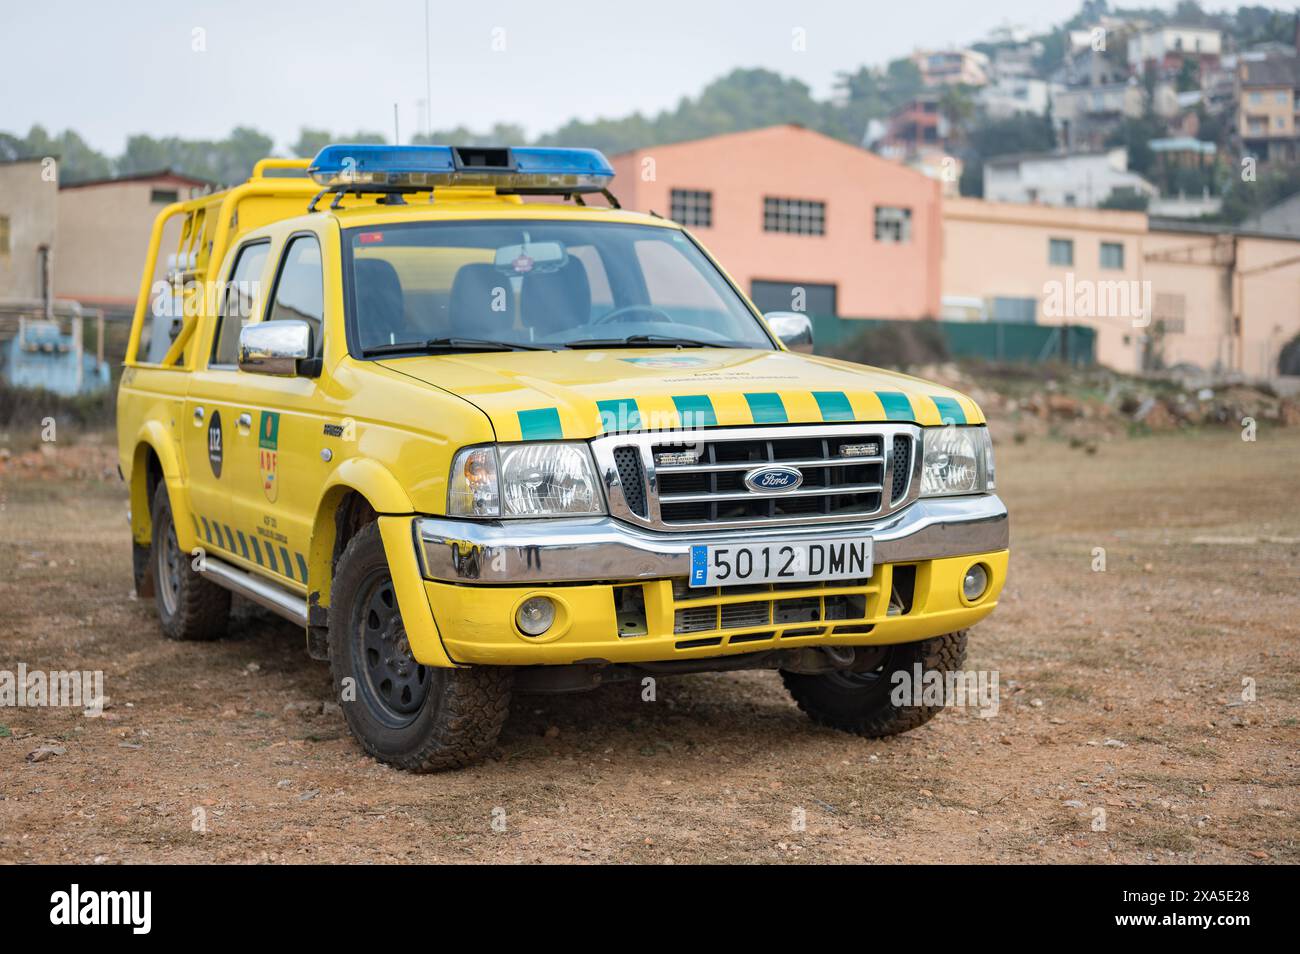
[764,312,814,353]
[238,320,313,376]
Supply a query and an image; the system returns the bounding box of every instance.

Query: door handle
[193,406,205,424]
[236,412,252,430]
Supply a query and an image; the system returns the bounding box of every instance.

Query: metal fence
[808,315,1096,366]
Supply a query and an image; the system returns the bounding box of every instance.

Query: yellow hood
[377,348,983,441]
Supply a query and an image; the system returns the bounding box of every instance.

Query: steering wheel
[592,304,676,326]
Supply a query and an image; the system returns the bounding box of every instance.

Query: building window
[1277,92,1289,105]
[1049,238,1074,266]
[874,206,912,243]
[1100,242,1124,269]
[751,280,837,317]
[150,188,179,204]
[1250,92,1262,104]
[991,296,1037,323]
[669,189,712,228]
[0,215,9,255]
[763,196,825,235]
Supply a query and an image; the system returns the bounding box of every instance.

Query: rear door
[181,239,271,563]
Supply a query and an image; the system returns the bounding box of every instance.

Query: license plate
[689,537,873,588]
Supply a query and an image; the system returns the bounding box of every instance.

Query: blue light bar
[307,144,614,193]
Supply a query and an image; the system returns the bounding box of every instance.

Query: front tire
[149,486,230,641]
[781,631,969,738]
[328,522,512,772]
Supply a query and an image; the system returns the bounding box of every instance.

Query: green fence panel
[807,315,1095,367]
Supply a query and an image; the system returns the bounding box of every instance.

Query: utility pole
[425,0,433,138]
[393,103,400,145]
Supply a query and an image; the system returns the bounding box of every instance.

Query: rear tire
[328,522,512,772]
[781,631,969,738]
[149,486,230,641]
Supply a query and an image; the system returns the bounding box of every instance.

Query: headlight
[448,443,605,517]
[920,426,993,497]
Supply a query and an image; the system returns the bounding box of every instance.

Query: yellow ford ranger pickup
[117,145,1008,771]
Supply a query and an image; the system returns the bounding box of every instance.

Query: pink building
[609,125,943,320]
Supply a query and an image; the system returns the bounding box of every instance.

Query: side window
[268,235,325,356]
[211,242,270,366]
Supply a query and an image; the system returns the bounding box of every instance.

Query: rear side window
[268,235,325,356]
[211,242,270,366]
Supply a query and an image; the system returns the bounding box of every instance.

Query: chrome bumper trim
[416,495,1008,584]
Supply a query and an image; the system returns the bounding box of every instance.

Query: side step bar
[198,556,308,627]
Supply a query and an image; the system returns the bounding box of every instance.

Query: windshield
[342,220,775,354]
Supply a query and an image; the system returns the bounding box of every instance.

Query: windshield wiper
[565,334,732,350]
[363,337,550,356]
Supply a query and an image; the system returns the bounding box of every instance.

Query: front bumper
[416,494,1008,585]
[405,496,1009,667]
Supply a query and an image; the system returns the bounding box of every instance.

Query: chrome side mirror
[764,312,814,353]
[238,320,313,376]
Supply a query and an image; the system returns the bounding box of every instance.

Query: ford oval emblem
[744,465,804,494]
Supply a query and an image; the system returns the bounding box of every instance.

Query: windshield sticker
[620,355,713,370]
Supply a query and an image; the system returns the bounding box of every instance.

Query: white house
[979,78,1057,118]
[983,149,1159,208]
[1127,26,1222,66]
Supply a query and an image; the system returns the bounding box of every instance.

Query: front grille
[655,434,882,526]
[612,445,648,517]
[891,435,911,502]
[669,576,879,640]
[593,423,919,532]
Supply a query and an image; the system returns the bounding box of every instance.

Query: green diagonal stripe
[672,395,717,427]
[876,391,915,421]
[812,391,854,422]
[517,407,564,440]
[596,398,641,433]
[930,396,967,424]
[744,392,788,424]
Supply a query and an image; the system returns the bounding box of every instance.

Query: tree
[0,125,113,183]
[292,128,386,157]
[411,124,528,147]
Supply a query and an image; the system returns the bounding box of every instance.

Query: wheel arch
[306,458,415,611]
[129,422,198,551]
[307,461,453,668]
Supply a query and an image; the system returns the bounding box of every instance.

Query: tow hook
[821,646,857,669]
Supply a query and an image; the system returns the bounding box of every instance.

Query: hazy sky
[2,0,1290,154]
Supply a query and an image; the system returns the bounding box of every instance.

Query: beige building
[610,125,943,320]
[55,170,211,315]
[1237,55,1298,161]
[910,48,991,87]
[0,158,59,302]
[943,197,1300,378]
[944,199,1148,370]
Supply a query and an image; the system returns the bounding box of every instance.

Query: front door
[226,231,332,593]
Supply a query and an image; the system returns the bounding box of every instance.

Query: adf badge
[258,411,280,502]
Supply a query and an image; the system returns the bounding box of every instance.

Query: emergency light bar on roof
[307,143,615,195]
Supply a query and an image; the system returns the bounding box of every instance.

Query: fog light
[962,564,989,601]
[515,596,556,636]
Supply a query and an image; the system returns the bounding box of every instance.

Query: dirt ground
[1,427,1296,864]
